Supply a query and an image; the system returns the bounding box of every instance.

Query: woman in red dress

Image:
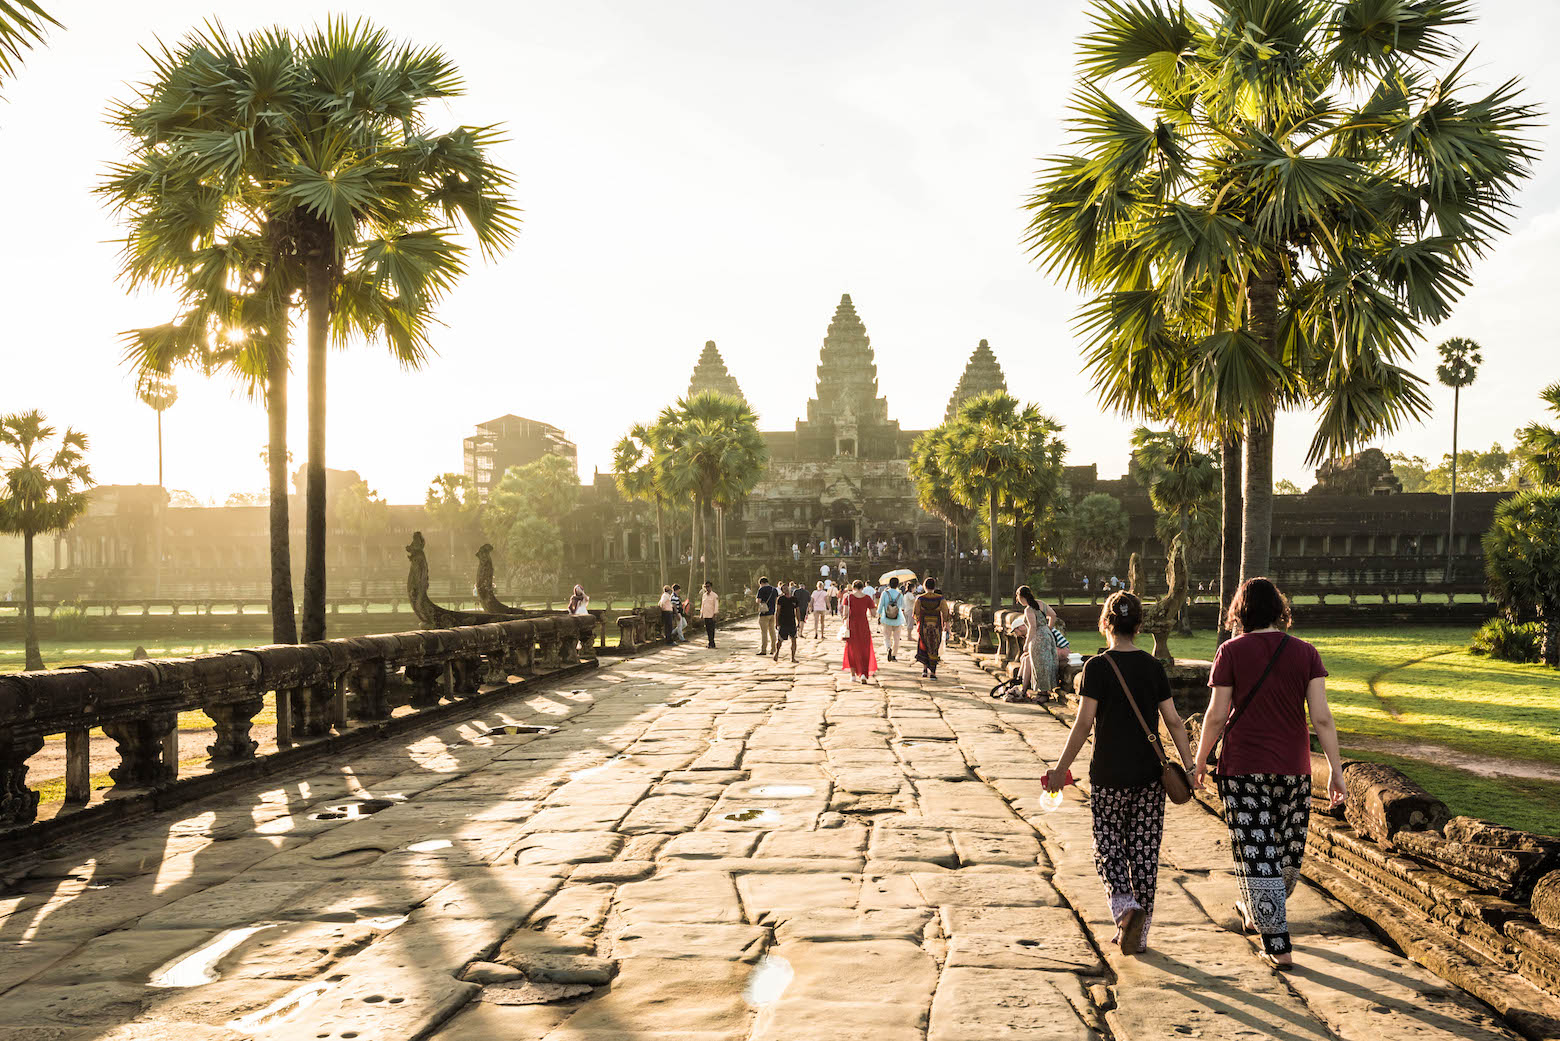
[841,579,880,683]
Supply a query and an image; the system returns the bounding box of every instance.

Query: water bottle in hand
[1039,769,1073,812]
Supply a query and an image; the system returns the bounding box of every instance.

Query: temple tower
[687,340,746,403]
[945,338,1008,422]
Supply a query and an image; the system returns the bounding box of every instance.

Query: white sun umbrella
[878,568,917,586]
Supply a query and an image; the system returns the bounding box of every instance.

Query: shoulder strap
[1099,653,1170,768]
[1222,634,1291,738]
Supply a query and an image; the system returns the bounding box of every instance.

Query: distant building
[463,415,577,502]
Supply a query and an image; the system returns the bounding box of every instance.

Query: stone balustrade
[0,613,598,830]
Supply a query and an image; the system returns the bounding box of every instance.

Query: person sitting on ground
[699,581,720,649]
[1044,591,1195,956]
[1193,577,1345,970]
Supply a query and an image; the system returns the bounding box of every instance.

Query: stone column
[348,662,390,720]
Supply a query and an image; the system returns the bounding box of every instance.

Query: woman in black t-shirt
[1043,591,1195,956]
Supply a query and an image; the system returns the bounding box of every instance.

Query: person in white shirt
[809,582,829,638]
[699,582,720,648]
[877,577,907,662]
[657,585,675,644]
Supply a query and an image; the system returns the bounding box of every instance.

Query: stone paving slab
[0,620,1529,1040]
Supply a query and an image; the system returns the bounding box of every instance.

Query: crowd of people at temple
[641,566,1345,972]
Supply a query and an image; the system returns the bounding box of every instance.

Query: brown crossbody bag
[1099,654,1193,805]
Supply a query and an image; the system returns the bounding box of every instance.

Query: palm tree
[0,1,57,83]
[1131,427,1220,629]
[101,21,519,644]
[425,472,483,577]
[0,412,92,671]
[135,369,178,488]
[1435,337,1481,582]
[940,392,1061,609]
[334,480,390,598]
[658,392,767,590]
[1516,383,1560,488]
[909,426,969,588]
[1026,0,1535,587]
[614,423,670,588]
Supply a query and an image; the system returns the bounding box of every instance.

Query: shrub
[1484,488,1560,666]
[1470,619,1542,664]
[51,602,88,640]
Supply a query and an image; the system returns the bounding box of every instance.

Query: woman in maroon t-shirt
[1192,578,1346,969]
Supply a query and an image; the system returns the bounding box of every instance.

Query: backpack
[883,589,901,621]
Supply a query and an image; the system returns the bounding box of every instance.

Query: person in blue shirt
[755,577,779,655]
[877,576,908,662]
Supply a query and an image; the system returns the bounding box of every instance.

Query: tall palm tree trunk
[301,253,331,644]
[1445,384,1460,585]
[988,486,999,609]
[156,410,164,488]
[22,530,40,671]
[655,498,667,587]
[266,339,298,645]
[1217,433,1242,645]
[716,506,727,591]
[1241,268,1279,584]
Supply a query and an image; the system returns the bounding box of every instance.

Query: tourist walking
[809,582,828,638]
[755,577,778,656]
[774,581,800,662]
[1016,585,1059,694]
[878,577,907,662]
[658,585,676,645]
[912,578,950,679]
[568,584,590,615]
[827,580,839,616]
[841,579,879,683]
[700,581,719,648]
[1044,591,1196,955]
[792,581,810,638]
[1193,577,1346,969]
[670,584,688,642]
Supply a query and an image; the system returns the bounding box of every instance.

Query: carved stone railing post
[205,696,262,762]
[405,665,443,708]
[0,729,45,826]
[618,616,640,653]
[64,728,90,804]
[347,661,390,720]
[103,710,178,788]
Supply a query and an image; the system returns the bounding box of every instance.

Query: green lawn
[0,640,241,673]
[1163,625,1560,835]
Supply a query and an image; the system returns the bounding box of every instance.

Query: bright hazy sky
[3,1,1557,505]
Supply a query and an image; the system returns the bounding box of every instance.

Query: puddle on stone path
[742,955,794,1006]
[230,981,330,1032]
[721,808,783,825]
[308,798,397,822]
[149,923,277,988]
[569,755,629,780]
[406,839,453,853]
[479,723,560,737]
[747,784,816,799]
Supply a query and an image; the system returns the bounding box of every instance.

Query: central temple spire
[806,293,889,427]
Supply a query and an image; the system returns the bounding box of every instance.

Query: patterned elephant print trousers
[1217,773,1311,957]
[1090,782,1166,951]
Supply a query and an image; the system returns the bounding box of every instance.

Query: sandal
[1258,952,1294,971]
[1233,902,1255,936]
[1118,907,1146,955]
